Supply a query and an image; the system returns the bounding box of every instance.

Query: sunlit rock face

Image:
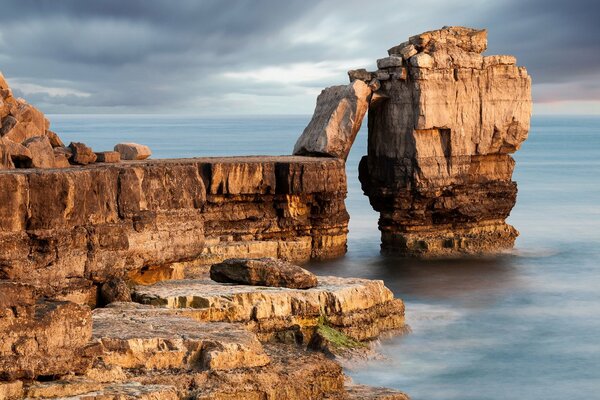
[358,26,532,257]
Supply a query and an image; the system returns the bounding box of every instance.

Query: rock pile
[0,71,151,170]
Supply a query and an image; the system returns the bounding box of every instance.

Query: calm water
[52,114,600,399]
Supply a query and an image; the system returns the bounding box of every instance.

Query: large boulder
[114,142,152,160]
[293,80,372,160]
[210,257,318,289]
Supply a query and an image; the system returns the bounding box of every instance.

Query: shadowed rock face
[358,26,532,257]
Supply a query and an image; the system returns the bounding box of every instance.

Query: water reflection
[307,255,519,305]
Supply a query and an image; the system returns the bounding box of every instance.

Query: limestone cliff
[357,26,532,256]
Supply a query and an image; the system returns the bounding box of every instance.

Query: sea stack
[357,27,532,256]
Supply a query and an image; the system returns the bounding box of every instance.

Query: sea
[51,114,600,400]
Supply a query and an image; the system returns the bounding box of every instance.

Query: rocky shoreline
[0,26,531,399]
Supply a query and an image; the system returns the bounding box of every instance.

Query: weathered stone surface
[100,278,131,304]
[3,101,46,144]
[95,151,120,163]
[69,142,97,165]
[23,136,56,168]
[0,296,92,380]
[293,80,371,160]
[359,26,531,256]
[92,303,270,371]
[133,275,405,342]
[0,137,31,168]
[114,143,151,160]
[0,115,17,136]
[45,130,64,148]
[346,384,411,399]
[210,258,318,289]
[25,381,178,400]
[0,380,23,400]
[348,68,374,82]
[0,157,347,300]
[377,56,403,69]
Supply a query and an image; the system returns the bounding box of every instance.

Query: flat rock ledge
[2,274,409,399]
[133,275,406,342]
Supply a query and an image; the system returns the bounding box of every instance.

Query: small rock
[69,142,97,165]
[23,136,55,168]
[398,44,418,60]
[387,40,409,56]
[114,142,151,160]
[100,278,131,305]
[347,69,374,82]
[45,130,64,148]
[0,115,17,136]
[409,53,434,68]
[95,151,121,163]
[376,56,403,69]
[210,257,318,289]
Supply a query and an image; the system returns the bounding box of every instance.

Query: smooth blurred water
[51,114,600,399]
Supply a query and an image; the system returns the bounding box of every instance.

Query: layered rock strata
[357,26,531,256]
[132,275,406,343]
[0,156,348,302]
[0,275,408,399]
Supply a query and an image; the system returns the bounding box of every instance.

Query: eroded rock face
[0,283,93,380]
[0,156,348,300]
[293,80,372,160]
[358,26,531,256]
[210,257,318,289]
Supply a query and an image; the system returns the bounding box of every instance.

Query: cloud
[0,0,597,114]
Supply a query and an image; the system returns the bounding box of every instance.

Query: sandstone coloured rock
[69,142,97,165]
[114,142,152,160]
[95,150,121,163]
[293,80,372,160]
[359,26,531,256]
[23,136,56,168]
[100,278,132,304]
[210,257,318,289]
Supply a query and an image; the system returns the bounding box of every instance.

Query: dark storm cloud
[0,0,597,114]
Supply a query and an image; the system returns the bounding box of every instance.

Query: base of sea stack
[380,222,518,258]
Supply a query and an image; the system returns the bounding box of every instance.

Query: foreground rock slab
[93,303,270,371]
[359,26,531,256]
[293,80,372,160]
[210,257,318,289]
[133,275,406,342]
[24,381,178,400]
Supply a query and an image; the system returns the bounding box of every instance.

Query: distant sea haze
[53,114,600,399]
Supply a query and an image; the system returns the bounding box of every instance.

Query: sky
[0,0,598,115]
